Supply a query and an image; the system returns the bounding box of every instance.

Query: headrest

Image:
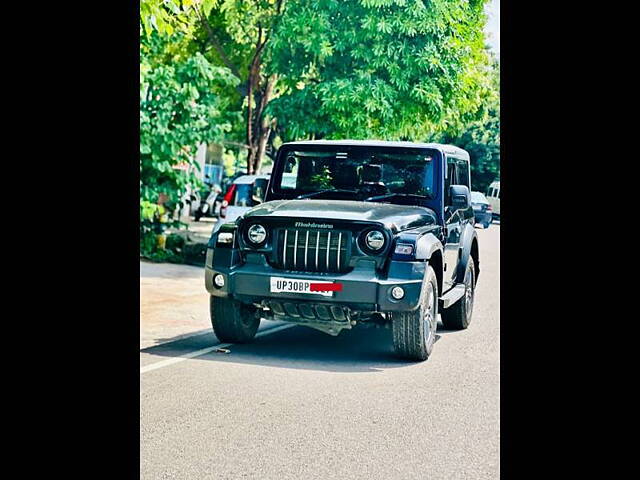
[334,164,360,189]
[362,164,382,183]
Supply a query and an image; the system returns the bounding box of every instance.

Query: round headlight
[247,224,267,245]
[365,230,385,251]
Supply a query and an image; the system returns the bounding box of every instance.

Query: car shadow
[140,321,460,373]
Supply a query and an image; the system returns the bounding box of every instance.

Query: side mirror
[449,185,471,211]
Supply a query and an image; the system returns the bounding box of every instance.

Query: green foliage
[310,166,333,188]
[140,30,240,254]
[140,0,196,37]
[268,0,492,140]
[140,32,239,206]
[139,0,500,263]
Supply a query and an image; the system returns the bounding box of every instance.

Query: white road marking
[140,324,295,375]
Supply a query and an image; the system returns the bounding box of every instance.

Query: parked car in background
[471,191,492,228]
[486,180,500,219]
[212,174,270,233]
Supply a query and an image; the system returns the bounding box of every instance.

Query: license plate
[270,277,334,297]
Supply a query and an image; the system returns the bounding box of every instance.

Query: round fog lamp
[214,274,225,288]
[391,286,405,300]
[247,224,267,244]
[365,230,385,251]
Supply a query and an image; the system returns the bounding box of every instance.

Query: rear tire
[210,297,260,343]
[390,266,439,361]
[441,257,475,330]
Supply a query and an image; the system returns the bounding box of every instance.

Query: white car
[486,180,500,218]
[213,175,270,233]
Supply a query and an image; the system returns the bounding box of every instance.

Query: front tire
[441,257,476,330]
[210,297,260,343]
[390,265,439,361]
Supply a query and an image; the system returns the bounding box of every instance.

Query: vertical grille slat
[276,227,349,273]
[337,232,342,271]
[326,231,331,270]
[304,231,309,269]
[283,229,288,268]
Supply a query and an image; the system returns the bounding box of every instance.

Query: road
[140,225,500,480]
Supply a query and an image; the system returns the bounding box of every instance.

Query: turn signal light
[217,232,233,244]
[394,244,413,255]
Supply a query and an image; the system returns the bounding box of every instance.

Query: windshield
[232,178,269,207]
[272,146,438,201]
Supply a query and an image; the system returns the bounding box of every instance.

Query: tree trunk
[252,75,277,175]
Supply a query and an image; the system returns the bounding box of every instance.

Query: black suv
[205,140,479,361]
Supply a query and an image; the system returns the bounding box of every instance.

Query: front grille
[274,228,351,273]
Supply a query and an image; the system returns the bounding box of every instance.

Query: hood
[241,199,437,232]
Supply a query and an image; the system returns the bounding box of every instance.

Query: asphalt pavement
[140,224,500,480]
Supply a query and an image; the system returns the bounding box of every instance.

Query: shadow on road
[141,322,463,373]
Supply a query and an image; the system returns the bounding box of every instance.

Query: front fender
[456,223,479,283]
[414,232,444,260]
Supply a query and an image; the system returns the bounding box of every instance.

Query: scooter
[194,184,222,221]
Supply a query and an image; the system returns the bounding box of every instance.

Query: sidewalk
[166,215,218,245]
[140,260,211,349]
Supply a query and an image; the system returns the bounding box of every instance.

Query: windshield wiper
[295,189,359,199]
[365,193,431,203]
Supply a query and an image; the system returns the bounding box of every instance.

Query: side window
[280,155,299,189]
[488,187,494,197]
[456,161,470,189]
[497,188,500,199]
[444,159,456,206]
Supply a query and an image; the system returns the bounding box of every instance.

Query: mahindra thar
[205,140,479,361]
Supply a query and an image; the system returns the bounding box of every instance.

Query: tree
[141,0,496,177]
[267,0,492,141]
[195,0,286,175]
[140,31,239,212]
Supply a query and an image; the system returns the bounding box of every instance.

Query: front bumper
[205,252,426,312]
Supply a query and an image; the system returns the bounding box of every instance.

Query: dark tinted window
[456,160,470,188]
[444,159,456,206]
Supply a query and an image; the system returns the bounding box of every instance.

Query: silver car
[213,175,270,233]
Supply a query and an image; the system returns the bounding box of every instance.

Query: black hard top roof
[281,139,470,160]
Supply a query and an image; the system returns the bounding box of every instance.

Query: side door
[443,157,462,290]
[455,159,474,226]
